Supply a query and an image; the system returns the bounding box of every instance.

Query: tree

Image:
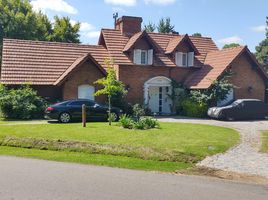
[192,33,202,37]
[223,43,240,49]
[255,16,268,66]
[49,16,80,43]
[143,22,156,32]
[94,59,127,125]
[0,0,81,65]
[157,17,175,33]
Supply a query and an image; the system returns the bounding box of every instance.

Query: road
[0,156,267,200]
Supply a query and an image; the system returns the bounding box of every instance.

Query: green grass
[261,131,268,153]
[0,122,239,171]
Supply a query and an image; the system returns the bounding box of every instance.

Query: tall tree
[223,43,240,49]
[143,22,156,32]
[157,17,175,33]
[192,33,202,37]
[0,0,81,66]
[94,59,127,125]
[49,16,80,43]
[255,17,268,66]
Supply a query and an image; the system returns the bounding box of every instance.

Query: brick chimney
[115,16,143,37]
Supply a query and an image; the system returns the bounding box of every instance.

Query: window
[175,51,194,67]
[141,50,147,64]
[134,49,153,65]
[182,53,187,66]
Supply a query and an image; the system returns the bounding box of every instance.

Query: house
[1,16,267,114]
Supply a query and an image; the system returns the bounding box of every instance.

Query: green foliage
[133,104,145,120]
[157,17,175,33]
[167,80,187,114]
[255,16,268,66]
[119,114,134,129]
[94,59,127,125]
[49,16,80,43]
[223,43,240,49]
[0,84,46,119]
[119,114,159,130]
[181,99,208,118]
[192,33,202,37]
[143,22,156,32]
[190,75,233,106]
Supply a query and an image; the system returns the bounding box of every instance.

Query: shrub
[0,85,47,119]
[119,115,159,130]
[119,114,134,129]
[133,104,145,120]
[139,117,159,129]
[181,99,208,118]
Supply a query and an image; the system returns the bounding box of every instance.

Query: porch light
[248,86,253,93]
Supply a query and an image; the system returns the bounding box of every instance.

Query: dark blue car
[45,99,122,123]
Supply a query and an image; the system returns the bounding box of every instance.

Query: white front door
[148,86,172,114]
[148,86,159,113]
[78,84,95,100]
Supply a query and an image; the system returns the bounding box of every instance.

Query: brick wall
[228,53,266,101]
[62,61,106,103]
[118,65,194,104]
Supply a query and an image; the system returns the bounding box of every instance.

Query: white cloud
[112,7,126,13]
[80,22,95,32]
[85,31,101,38]
[31,0,78,14]
[144,0,176,5]
[104,0,136,6]
[217,36,242,44]
[251,25,266,32]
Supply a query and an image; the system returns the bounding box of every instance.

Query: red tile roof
[1,39,109,85]
[185,46,246,89]
[2,28,258,90]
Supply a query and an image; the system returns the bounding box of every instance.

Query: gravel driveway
[158,117,268,178]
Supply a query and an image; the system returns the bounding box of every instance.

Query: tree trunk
[108,95,111,126]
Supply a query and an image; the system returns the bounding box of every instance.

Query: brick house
[1,16,267,114]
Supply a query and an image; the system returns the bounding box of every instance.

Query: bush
[133,104,145,119]
[0,85,47,119]
[119,114,134,129]
[181,99,208,118]
[119,115,159,130]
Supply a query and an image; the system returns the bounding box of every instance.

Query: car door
[86,101,107,121]
[67,100,87,119]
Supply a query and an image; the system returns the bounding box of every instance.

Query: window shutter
[187,52,194,67]
[147,49,153,65]
[134,49,141,64]
[175,52,183,66]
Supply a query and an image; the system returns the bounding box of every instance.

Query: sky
[30,0,268,52]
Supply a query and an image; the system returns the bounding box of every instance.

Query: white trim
[144,76,172,105]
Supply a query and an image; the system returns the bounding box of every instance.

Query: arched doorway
[144,76,172,114]
[78,84,95,100]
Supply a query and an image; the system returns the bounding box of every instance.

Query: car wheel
[59,112,71,123]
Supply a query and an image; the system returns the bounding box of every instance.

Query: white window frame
[133,49,153,65]
[175,51,194,67]
[140,50,148,65]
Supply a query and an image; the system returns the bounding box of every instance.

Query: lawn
[261,131,268,153]
[0,122,239,172]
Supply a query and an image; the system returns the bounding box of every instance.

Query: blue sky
[30,0,267,51]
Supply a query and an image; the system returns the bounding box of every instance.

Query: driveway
[0,156,268,200]
[158,117,268,178]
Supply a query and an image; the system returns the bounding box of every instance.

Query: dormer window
[175,52,194,67]
[134,49,153,65]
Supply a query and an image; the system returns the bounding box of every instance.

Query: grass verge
[0,146,190,172]
[0,122,239,172]
[261,131,268,153]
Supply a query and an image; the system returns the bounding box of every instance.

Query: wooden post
[82,104,86,127]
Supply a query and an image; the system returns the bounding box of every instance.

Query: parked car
[45,99,122,123]
[207,99,268,120]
